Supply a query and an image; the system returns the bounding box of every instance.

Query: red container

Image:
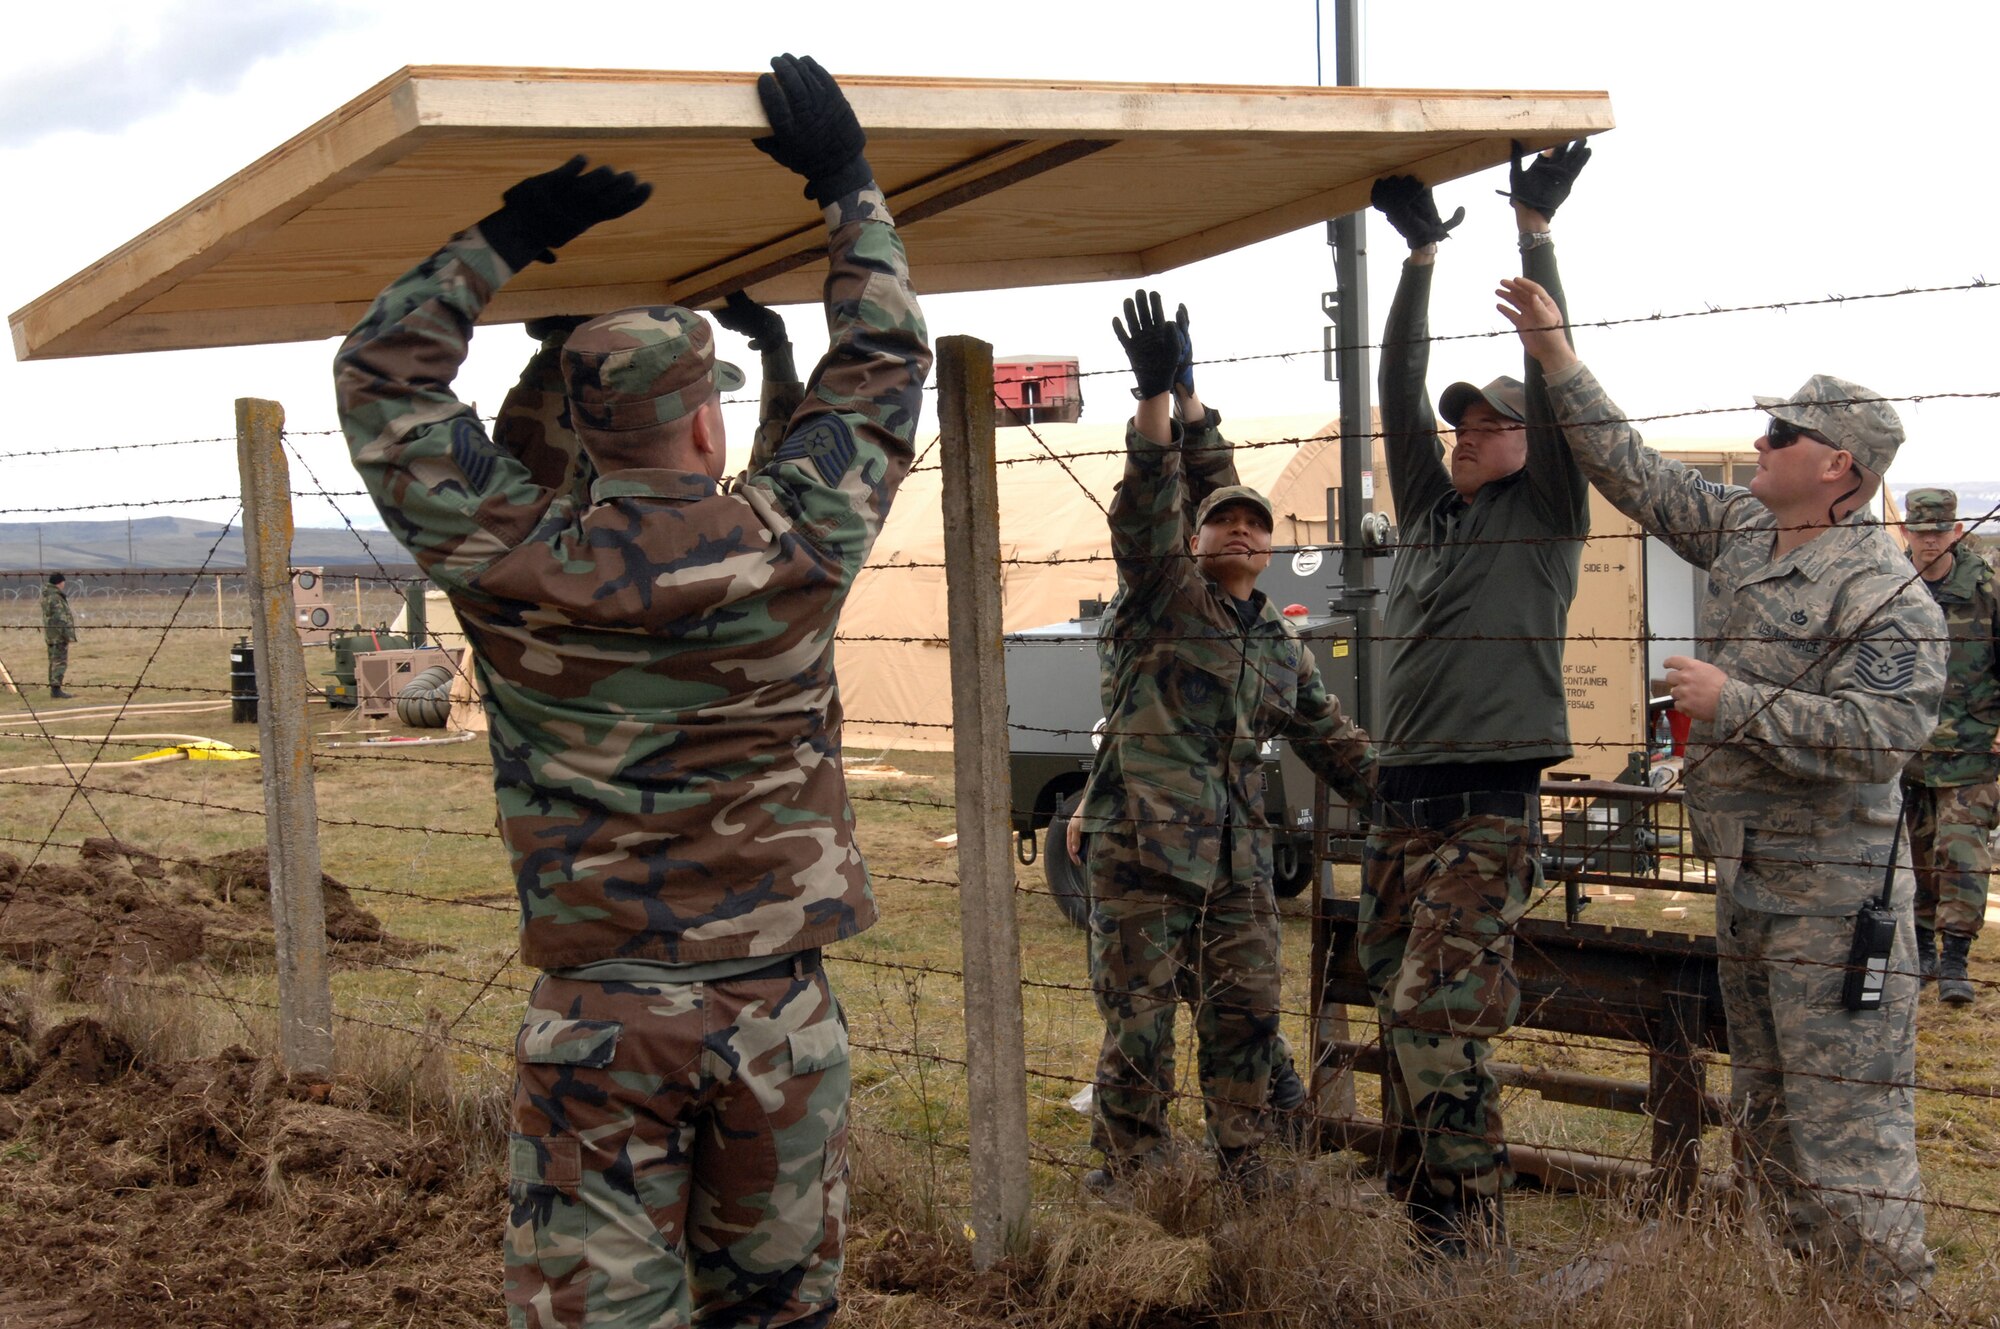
[1667,707,1692,756]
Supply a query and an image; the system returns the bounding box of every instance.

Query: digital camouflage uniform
[336,182,929,1328]
[39,579,76,690]
[1362,236,1586,1212]
[1076,414,1375,1169]
[1545,364,1945,1305]
[1897,490,2000,947]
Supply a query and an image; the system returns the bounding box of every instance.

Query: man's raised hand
[753,54,872,205]
[714,291,789,351]
[1496,277,1578,374]
[480,156,651,271]
[1499,139,1592,220]
[1370,175,1465,249]
[1112,289,1182,401]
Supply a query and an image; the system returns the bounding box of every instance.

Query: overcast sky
[3,0,1995,533]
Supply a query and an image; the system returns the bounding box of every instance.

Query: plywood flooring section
[10,67,1613,360]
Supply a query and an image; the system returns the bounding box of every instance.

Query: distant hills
[0,517,408,572]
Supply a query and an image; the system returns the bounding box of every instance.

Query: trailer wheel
[1045,792,1091,928]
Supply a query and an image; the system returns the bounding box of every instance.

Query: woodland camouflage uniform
[1546,364,1944,1307]
[1077,409,1374,1176]
[39,577,76,693]
[336,59,930,1327]
[1897,490,2000,977]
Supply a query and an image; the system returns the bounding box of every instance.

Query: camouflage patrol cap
[1438,376,1527,429]
[559,306,746,434]
[1903,488,1959,531]
[1195,484,1274,530]
[1754,374,1904,476]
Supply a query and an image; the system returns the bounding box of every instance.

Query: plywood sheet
[10,67,1612,360]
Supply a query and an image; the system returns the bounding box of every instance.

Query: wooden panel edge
[380,69,1612,140]
[1138,124,1609,274]
[11,70,427,362]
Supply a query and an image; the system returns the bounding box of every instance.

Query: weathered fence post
[236,398,333,1075]
[937,336,1033,1265]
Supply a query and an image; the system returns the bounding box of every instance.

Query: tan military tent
[841,414,1387,752]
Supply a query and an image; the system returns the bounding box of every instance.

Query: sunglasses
[1764,418,1837,450]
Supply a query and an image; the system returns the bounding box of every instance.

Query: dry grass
[3,593,2000,1325]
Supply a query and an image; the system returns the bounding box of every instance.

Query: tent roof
[9,66,1611,361]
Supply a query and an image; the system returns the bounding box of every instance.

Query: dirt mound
[196,848,395,945]
[0,1033,498,1328]
[0,843,433,997]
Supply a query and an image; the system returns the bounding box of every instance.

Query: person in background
[1898,488,1998,1006]
[40,572,77,700]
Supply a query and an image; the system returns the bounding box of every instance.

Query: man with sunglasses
[1359,141,1592,1258]
[1498,277,1945,1309]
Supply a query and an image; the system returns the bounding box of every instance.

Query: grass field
[3,591,1999,1324]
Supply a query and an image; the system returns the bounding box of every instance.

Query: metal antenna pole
[1328,0,1376,732]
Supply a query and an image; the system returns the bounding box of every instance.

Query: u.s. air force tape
[774,415,857,486]
[1854,622,1920,693]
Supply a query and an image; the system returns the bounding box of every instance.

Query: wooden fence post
[236,398,333,1075]
[937,336,1033,1265]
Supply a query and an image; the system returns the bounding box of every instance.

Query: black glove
[1498,139,1591,218]
[1370,175,1465,248]
[524,315,593,343]
[753,54,873,205]
[478,155,651,272]
[1112,289,1182,400]
[713,291,789,351]
[1173,303,1195,396]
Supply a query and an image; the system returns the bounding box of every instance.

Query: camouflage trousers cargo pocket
[1358,812,1536,1203]
[504,970,850,1329]
[1904,779,1998,937]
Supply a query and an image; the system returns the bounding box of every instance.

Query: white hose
[0,732,226,745]
[318,728,482,748]
[0,700,232,724]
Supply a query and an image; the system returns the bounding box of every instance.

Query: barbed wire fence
[0,272,1994,1316]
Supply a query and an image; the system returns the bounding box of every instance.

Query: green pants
[505,967,848,1329]
[1357,811,1535,1205]
[1087,826,1282,1160]
[1903,778,1996,938]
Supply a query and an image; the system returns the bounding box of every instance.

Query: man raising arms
[336,55,930,1328]
[1500,275,1943,1308]
[1360,142,1591,1256]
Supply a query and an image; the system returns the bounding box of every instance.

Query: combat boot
[1081,1166,1135,1207]
[1216,1145,1270,1206]
[1266,1053,1311,1148]
[1461,1190,1516,1270]
[1404,1191,1468,1260]
[50,686,72,700]
[1915,925,1937,985]
[1938,933,1975,1007]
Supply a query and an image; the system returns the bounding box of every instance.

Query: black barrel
[229,637,257,723]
